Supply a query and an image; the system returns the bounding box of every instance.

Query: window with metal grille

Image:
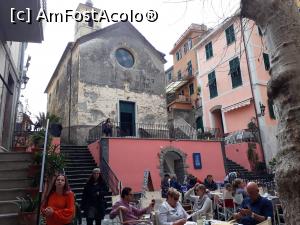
[187,61,193,76]
[263,53,270,70]
[268,99,276,119]
[225,24,235,45]
[177,70,182,80]
[229,57,242,88]
[189,83,194,95]
[205,42,213,60]
[208,71,218,98]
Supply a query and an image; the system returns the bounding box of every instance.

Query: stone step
[0,160,31,170]
[0,169,29,179]
[66,161,96,166]
[0,200,19,214]
[61,145,88,149]
[65,156,94,161]
[66,173,92,179]
[0,152,32,161]
[70,182,87,189]
[0,178,32,189]
[0,188,27,201]
[68,177,90,183]
[61,149,89,152]
[0,213,19,225]
[65,166,95,171]
[71,187,84,193]
[65,159,95,163]
[63,152,92,157]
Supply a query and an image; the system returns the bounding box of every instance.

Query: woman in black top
[81,168,107,225]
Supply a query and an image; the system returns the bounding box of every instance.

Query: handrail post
[36,119,49,225]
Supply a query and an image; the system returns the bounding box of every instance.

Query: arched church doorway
[158,147,188,184]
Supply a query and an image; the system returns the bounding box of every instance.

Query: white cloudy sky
[21,0,240,121]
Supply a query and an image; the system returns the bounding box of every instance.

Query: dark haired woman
[81,168,108,225]
[41,174,75,225]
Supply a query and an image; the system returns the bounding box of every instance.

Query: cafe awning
[166,80,188,93]
[222,98,252,113]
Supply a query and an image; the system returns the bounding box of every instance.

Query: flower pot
[50,123,63,137]
[18,212,37,225]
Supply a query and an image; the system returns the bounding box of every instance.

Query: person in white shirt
[184,183,213,221]
[158,188,188,225]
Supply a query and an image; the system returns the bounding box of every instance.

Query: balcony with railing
[87,121,222,143]
[167,94,193,109]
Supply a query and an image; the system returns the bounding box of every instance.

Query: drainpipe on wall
[68,51,72,144]
[240,17,266,163]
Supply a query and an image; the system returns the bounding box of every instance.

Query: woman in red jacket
[42,174,75,225]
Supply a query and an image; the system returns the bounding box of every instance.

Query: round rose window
[115,48,134,68]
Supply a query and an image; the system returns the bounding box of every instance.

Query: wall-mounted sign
[193,153,202,169]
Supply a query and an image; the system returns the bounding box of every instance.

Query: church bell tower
[74,0,102,40]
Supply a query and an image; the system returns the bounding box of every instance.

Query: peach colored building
[194,16,278,164]
[166,24,208,130]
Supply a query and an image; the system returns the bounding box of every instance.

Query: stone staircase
[0,152,34,225]
[225,158,274,182]
[61,145,113,215]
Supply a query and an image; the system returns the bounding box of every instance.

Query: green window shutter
[205,42,213,60]
[229,57,242,88]
[263,53,270,70]
[208,71,218,98]
[268,99,276,119]
[187,61,193,76]
[226,25,235,45]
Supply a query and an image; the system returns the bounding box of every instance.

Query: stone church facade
[45,2,168,144]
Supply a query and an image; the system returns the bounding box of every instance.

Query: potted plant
[16,195,38,225]
[48,114,62,137]
[30,130,45,151]
[45,146,65,178]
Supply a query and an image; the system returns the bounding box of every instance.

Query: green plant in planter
[16,195,38,225]
[45,146,65,178]
[16,195,38,213]
[30,130,45,147]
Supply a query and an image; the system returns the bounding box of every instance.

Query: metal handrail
[101,158,120,195]
[36,119,50,225]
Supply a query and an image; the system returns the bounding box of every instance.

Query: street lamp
[259,102,266,117]
[21,56,31,89]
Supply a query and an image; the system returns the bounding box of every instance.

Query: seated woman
[41,174,75,225]
[184,183,213,221]
[158,188,188,225]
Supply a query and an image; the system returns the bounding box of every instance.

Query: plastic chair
[217,198,236,221]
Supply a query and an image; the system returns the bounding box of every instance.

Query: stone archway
[158,147,189,184]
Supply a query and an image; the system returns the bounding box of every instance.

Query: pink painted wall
[224,103,256,133]
[107,138,226,192]
[52,137,61,153]
[88,140,100,166]
[225,142,264,171]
